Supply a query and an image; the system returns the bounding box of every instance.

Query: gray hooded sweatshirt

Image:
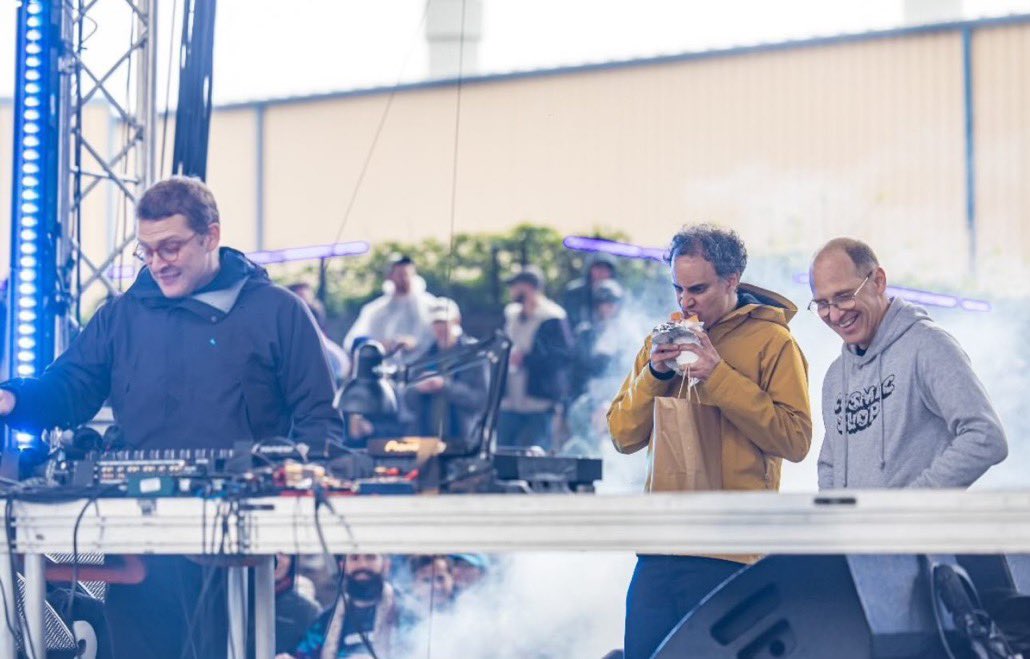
[818,298,1007,489]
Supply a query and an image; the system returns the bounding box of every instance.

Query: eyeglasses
[808,273,873,316]
[133,232,199,263]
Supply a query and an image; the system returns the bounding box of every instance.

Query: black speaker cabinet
[653,554,960,659]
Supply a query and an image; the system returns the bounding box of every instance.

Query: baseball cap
[593,279,624,304]
[427,297,461,323]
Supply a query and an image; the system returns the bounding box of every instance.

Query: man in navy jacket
[0,176,342,451]
[0,176,343,659]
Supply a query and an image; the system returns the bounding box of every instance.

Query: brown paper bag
[645,395,722,492]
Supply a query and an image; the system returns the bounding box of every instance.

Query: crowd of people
[273,552,491,658]
[299,250,637,457]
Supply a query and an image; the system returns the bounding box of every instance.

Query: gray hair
[665,224,748,279]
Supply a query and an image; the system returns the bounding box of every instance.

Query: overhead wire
[159,0,182,179]
[328,0,434,249]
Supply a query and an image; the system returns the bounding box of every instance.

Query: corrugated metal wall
[2,19,1028,293]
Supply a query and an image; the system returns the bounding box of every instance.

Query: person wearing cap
[342,254,438,364]
[449,553,489,595]
[401,298,488,442]
[562,253,618,330]
[498,266,574,451]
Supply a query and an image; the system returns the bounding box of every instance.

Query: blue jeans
[496,410,554,451]
[624,555,743,659]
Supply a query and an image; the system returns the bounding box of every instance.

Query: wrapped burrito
[650,312,705,373]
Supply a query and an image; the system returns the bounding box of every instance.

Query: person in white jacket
[343,254,438,365]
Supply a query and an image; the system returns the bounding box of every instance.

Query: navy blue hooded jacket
[2,248,343,450]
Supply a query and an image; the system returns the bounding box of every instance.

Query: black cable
[324,564,380,659]
[171,0,217,179]
[0,497,22,647]
[438,463,494,489]
[442,0,469,305]
[177,559,221,659]
[329,0,432,247]
[62,494,101,655]
[312,487,379,658]
[425,555,440,659]
[179,492,244,659]
[344,590,381,659]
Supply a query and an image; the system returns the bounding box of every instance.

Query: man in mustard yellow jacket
[608,225,812,659]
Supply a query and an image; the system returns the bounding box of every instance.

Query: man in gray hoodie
[809,238,1007,489]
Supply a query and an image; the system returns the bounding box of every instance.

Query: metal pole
[226,565,248,659]
[142,0,159,187]
[961,26,978,279]
[55,0,75,354]
[253,557,276,659]
[24,553,46,659]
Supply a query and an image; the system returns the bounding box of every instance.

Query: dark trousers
[105,556,228,659]
[497,410,554,451]
[624,555,742,659]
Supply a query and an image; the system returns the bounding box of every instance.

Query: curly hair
[665,224,747,279]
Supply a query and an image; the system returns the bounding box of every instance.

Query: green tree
[272,224,666,339]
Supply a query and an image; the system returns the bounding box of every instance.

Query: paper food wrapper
[650,312,705,374]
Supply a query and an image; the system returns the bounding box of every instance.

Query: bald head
[812,238,879,277]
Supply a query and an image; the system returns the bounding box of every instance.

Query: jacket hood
[709,283,798,336]
[127,247,268,314]
[842,297,929,366]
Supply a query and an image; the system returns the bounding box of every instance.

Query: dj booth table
[3,489,1030,658]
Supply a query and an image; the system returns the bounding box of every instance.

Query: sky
[3,0,1030,105]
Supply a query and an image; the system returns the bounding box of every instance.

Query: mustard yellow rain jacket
[607,284,813,562]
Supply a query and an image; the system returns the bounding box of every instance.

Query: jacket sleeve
[908,327,1007,488]
[699,335,812,463]
[817,435,834,489]
[442,360,488,411]
[606,337,672,454]
[817,376,837,489]
[278,297,345,446]
[1,304,114,433]
[342,299,376,354]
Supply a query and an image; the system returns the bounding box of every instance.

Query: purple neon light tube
[792,273,990,312]
[563,236,665,261]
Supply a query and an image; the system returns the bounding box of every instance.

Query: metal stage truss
[57,0,158,342]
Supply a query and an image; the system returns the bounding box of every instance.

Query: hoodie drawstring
[841,366,848,487]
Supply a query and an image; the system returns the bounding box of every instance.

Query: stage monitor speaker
[653,554,960,659]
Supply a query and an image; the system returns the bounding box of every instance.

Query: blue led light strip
[8,0,61,446]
